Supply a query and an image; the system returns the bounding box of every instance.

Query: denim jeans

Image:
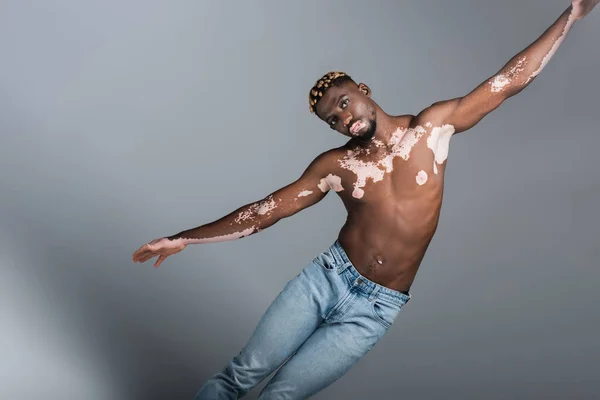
[194,240,411,399]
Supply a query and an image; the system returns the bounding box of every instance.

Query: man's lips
[350,120,365,135]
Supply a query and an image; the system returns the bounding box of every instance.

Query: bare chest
[329,124,455,201]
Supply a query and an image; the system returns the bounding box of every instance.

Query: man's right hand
[132,237,187,268]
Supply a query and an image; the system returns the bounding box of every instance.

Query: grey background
[1,0,599,399]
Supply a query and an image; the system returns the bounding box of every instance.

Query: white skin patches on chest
[338,123,456,197]
[339,149,388,199]
[416,170,428,186]
[297,190,313,197]
[426,124,456,174]
[318,174,344,193]
[490,56,528,93]
[338,126,432,199]
[390,125,427,161]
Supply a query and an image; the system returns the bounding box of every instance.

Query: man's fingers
[132,246,146,261]
[132,251,145,262]
[133,250,157,263]
[154,255,167,268]
[133,244,157,262]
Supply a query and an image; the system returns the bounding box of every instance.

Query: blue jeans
[194,240,411,399]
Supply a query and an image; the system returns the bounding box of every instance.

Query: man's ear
[358,83,371,97]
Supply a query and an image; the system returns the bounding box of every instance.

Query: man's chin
[356,122,376,141]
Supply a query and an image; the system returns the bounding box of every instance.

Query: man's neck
[370,110,410,146]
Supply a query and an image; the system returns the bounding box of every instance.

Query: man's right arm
[166,149,339,245]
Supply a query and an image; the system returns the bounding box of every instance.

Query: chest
[335,125,454,200]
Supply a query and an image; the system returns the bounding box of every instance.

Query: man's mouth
[350,120,366,135]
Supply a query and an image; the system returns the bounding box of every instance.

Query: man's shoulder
[304,146,347,177]
[316,146,348,163]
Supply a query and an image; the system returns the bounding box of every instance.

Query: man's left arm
[418,2,596,134]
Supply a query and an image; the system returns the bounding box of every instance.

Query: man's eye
[341,99,349,108]
[329,118,337,127]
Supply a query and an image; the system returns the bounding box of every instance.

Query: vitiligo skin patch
[416,170,428,186]
[257,195,277,215]
[528,10,576,82]
[173,227,257,246]
[234,195,278,223]
[298,190,313,197]
[318,174,344,193]
[490,7,576,92]
[490,56,528,93]
[234,204,260,223]
[339,149,388,199]
[427,124,456,175]
[393,126,427,161]
[337,123,455,198]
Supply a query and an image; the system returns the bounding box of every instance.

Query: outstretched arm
[167,151,337,244]
[132,149,340,267]
[415,1,597,133]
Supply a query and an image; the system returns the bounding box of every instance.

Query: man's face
[315,82,377,141]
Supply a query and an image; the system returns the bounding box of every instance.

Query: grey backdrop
[1,0,599,399]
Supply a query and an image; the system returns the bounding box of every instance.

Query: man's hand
[572,0,600,20]
[132,237,187,268]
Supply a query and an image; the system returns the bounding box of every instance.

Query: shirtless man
[132,1,598,398]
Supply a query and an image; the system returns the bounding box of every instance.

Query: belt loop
[336,261,352,275]
[330,241,342,265]
[368,285,380,301]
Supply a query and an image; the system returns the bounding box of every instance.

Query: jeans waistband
[330,240,411,305]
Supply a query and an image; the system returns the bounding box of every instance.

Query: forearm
[166,195,280,245]
[490,6,577,97]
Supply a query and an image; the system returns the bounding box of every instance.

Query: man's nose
[343,113,353,127]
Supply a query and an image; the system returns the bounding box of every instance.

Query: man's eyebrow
[325,94,344,121]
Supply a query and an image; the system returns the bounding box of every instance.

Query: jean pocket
[312,250,336,271]
[371,298,402,329]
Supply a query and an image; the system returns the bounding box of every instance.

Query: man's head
[309,71,377,141]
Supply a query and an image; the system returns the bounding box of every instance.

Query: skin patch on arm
[180,226,257,245]
[490,56,528,92]
[318,174,344,193]
[426,124,456,174]
[257,195,277,215]
[297,190,313,197]
[528,10,576,82]
[234,204,260,223]
[234,195,278,223]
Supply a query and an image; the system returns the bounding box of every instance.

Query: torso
[327,116,455,292]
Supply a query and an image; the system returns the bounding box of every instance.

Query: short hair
[308,71,355,114]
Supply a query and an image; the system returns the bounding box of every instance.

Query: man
[132,1,598,398]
